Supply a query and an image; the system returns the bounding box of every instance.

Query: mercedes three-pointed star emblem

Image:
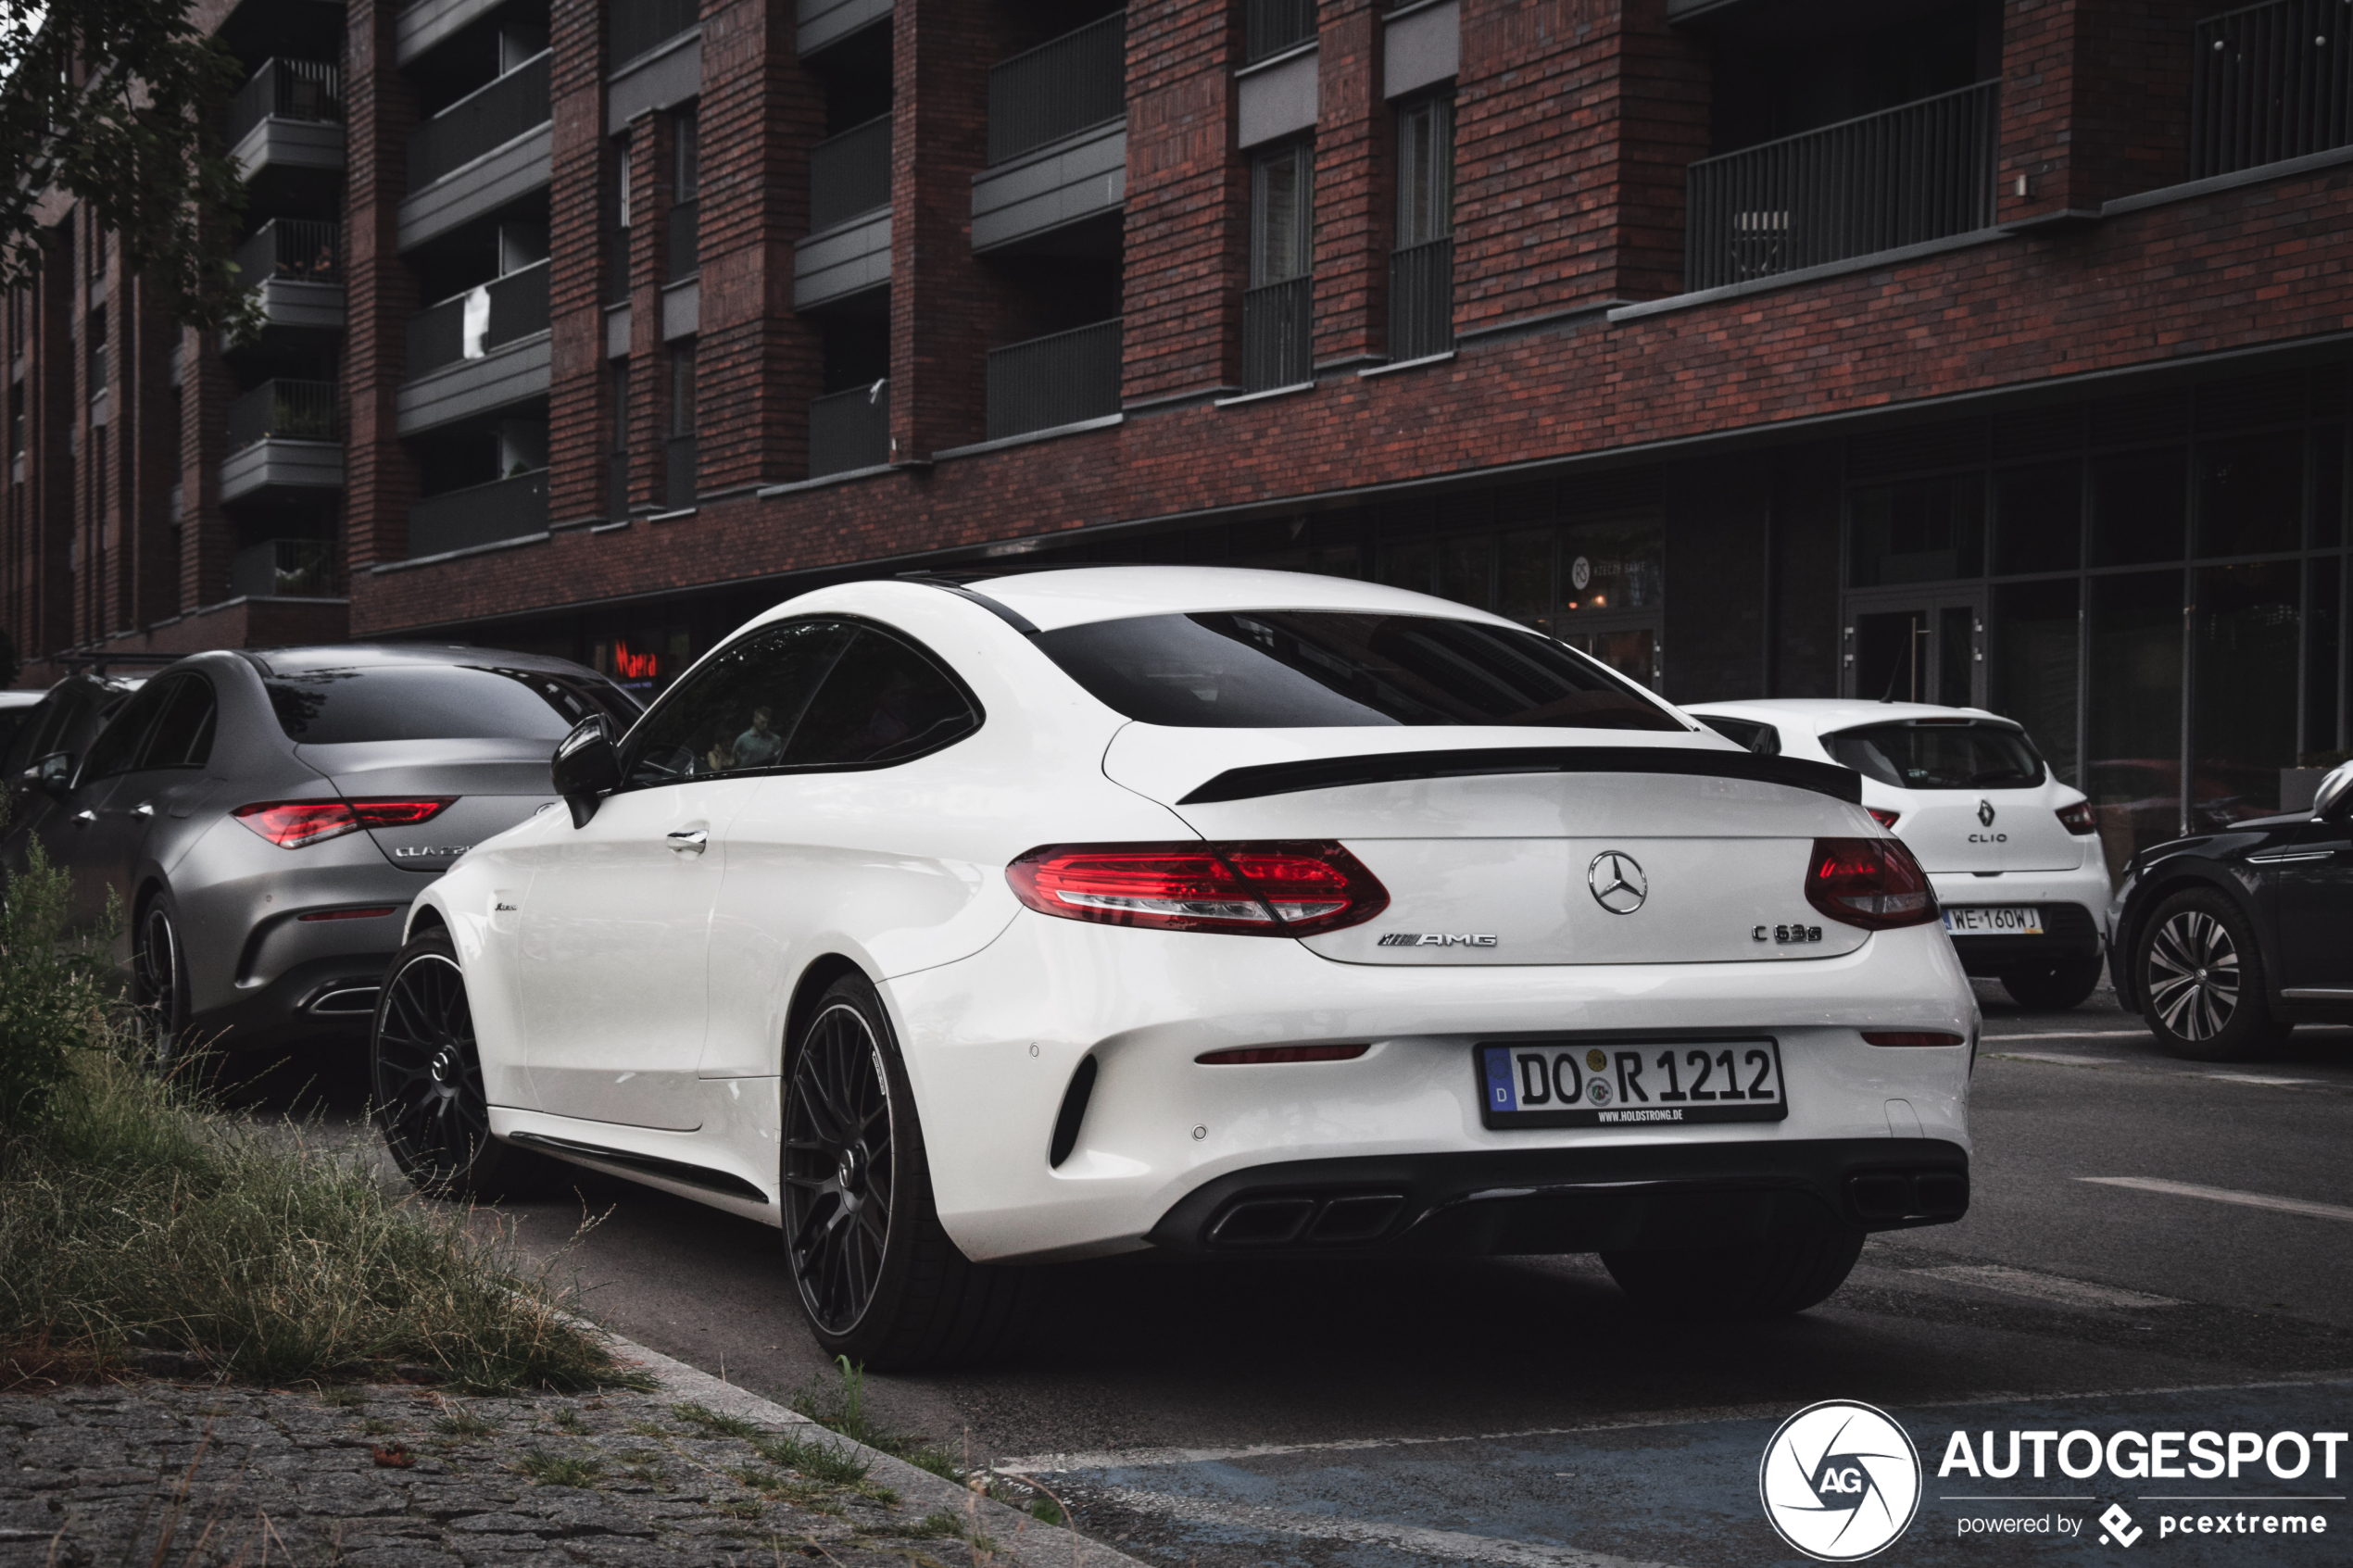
[1587,850,1648,915]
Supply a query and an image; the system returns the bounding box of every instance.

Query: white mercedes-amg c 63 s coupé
[372,567,1977,1367]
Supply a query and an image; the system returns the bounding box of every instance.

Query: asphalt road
[248,981,2353,1567]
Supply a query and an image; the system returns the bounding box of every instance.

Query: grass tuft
[516,1449,605,1487]
[671,1401,763,1441]
[751,1429,875,1490]
[433,1408,501,1438]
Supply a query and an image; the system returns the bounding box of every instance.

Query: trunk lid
[1891,789,2079,873]
[295,738,560,873]
[1101,726,1880,965]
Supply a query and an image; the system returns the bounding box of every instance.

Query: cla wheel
[132,894,192,1068]
[372,929,541,1197]
[780,973,1032,1369]
[1602,1227,1865,1318]
[2000,949,2105,1010]
[2136,890,2286,1061]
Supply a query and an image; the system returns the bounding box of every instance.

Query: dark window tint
[623,621,855,787]
[2090,448,2186,566]
[786,630,980,766]
[1038,611,1680,731]
[140,676,216,769]
[81,681,175,780]
[1826,721,2045,790]
[267,665,639,744]
[1696,715,1780,755]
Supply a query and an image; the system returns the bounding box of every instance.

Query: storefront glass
[2085,571,2183,871]
[1990,579,2077,784]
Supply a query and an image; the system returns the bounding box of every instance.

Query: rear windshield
[1036,610,1681,731]
[266,665,640,745]
[1826,721,2045,790]
[1697,715,1781,755]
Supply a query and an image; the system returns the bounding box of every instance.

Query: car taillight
[1867,807,1902,830]
[1007,842,1389,936]
[1805,836,1939,930]
[2055,800,2097,834]
[234,797,454,849]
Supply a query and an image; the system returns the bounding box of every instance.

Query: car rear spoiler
[1176,746,1864,807]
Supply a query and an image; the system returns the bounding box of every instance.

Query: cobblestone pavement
[0,1374,1095,1568]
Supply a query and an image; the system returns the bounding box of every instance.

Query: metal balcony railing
[2191,0,2353,177]
[1245,0,1315,63]
[409,470,550,558]
[229,538,334,598]
[810,383,888,477]
[409,51,552,189]
[228,58,341,144]
[406,260,552,376]
[810,115,891,233]
[610,0,699,68]
[235,220,341,286]
[225,380,337,451]
[667,197,698,281]
[1240,275,1311,394]
[988,14,1126,167]
[1388,236,1453,361]
[1683,80,1999,293]
[986,318,1120,440]
[665,434,697,508]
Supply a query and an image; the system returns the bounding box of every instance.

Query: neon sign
[610,639,659,681]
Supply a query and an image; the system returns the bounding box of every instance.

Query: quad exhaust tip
[1207,1191,1408,1248]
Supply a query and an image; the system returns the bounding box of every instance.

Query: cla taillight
[1007,842,1389,936]
[1867,807,1902,830]
[1805,836,1938,930]
[233,797,454,849]
[2056,800,2097,834]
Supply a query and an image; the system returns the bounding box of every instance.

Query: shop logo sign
[1759,1400,1922,1562]
[2098,1503,2143,1548]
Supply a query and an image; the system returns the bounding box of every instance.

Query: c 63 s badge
[1378,933,1499,947]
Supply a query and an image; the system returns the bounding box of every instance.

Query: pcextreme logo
[1760,1400,1924,1562]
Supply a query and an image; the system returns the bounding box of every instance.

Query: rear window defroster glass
[267,666,639,744]
[1038,611,1680,730]
[1827,721,2045,790]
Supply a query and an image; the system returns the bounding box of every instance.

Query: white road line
[1991,1051,2128,1067]
[1982,1031,2149,1042]
[1907,1263,2181,1311]
[1079,1484,1681,1568]
[2202,1073,2322,1087]
[2078,1176,2353,1223]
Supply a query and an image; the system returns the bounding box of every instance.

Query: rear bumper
[1931,867,2108,975]
[1145,1137,1969,1257]
[192,948,396,1053]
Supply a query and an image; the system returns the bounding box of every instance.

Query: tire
[1601,1227,1865,1319]
[371,929,548,1198]
[2001,950,2106,1010]
[780,972,1032,1370]
[132,891,195,1071]
[2134,888,2290,1061]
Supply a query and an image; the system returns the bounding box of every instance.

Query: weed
[752,1430,874,1490]
[672,1401,762,1441]
[1029,1497,1064,1525]
[516,1449,605,1487]
[361,1417,398,1436]
[790,1356,950,1480]
[0,839,118,1136]
[433,1408,501,1438]
[317,1386,366,1409]
[550,1407,588,1434]
[627,1419,672,1438]
[714,1496,767,1520]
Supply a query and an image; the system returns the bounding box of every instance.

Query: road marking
[2202,1073,2321,1087]
[2079,1176,2353,1223]
[1983,1030,2149,1042]
[1082,1484,1681,1568]
[1991,1051,2127,1067]
[1907,1263,2181,1311]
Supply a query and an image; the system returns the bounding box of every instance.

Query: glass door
[1844,593,1984,706]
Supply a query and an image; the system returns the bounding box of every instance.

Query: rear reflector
[1867,807,1902,830]
[298,907,398,922]
[1007,842,1389,935]
[2055,800,2097,834]
[1195,1044,1370,1066]
[233,797,455,849]
[1861,1030,1966,1047]
[1805,836,1939,930]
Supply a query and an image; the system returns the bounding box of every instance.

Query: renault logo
[1977,799,1997,828]
[1587,851,1648,915]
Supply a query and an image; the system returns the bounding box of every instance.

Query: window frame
[1248,139,1315,288]
[1392,93,1454,251]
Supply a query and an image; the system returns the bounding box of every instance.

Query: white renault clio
[374,569,1976,1367]
[1682,700,2111,1010]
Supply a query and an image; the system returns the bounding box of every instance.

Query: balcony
[406,261,550,376]
[229,538,335,598]
[1388,236,1453,361]
[986,319,1120,441]
[799,0,890,56]
[809,383,888,477]
[221,380,343,502]
[234,220,345,332]
[1240,276,1311,394]
[408,470,550,558]
[972,17,1127,253]
[609,0,704,133]
[611,0,699,67]
[1682,80,1998,294]
[2191,0,2353,178]
[401,52,553,248]
[799,116,892,308]
[1244,0,1315,63]
[228,59,345,180]
[398,0,512,66]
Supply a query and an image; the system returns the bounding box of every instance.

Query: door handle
[133,802,154,818]
[71,809,94,826]
[667,829,709,854]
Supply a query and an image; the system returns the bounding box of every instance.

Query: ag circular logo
[1758,1400,1921,1562]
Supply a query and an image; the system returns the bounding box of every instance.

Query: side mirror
[550,716,621,828]
[2314,759,2353,822]
[33,752,73,799]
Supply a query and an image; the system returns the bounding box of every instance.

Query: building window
[666,339,696,509]
[1390,95,1453,362]
[1242,0,1315,64]
[608,132,632,304]
[1241,140,1312,394]
[610,358,631,519]
[669,108,699,282]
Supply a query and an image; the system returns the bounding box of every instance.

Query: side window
[141,676,218,770]
[785,629,979,768]
[80,681,175,782]
[621,621,854,789]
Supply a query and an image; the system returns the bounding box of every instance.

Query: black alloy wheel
[132,896,191,1068]
[372,929,524,1196]
[2136,889,2286,1061]
[779,972,1034,1369]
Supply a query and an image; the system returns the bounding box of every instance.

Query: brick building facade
[4,0,2349,867]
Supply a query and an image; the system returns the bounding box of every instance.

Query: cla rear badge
[1588,851,1648,914]
[1378,933,1499,947]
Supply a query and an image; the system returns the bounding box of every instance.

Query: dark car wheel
[132,893,194,1069]
[2135,889,2289,1061]
[2001,950,2106,1010]
[780,972,1032,1370]
[1603,1226,1865,1318]
[372,929,547,1198]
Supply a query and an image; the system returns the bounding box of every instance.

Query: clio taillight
[2055,800,2097,834]
[233,797,455,849]
[1805,836,1939,930]
[1006,842,1389,936]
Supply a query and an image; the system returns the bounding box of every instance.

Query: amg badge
[1378,933,1500,947]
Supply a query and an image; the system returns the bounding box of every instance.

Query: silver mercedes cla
[12,644,638,1058]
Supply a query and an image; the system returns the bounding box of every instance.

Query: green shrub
[0,838,118,1135]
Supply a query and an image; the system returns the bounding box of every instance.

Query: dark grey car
[18,645,637,1056]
